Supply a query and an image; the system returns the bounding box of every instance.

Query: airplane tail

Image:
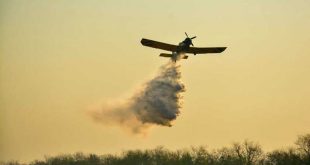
[159,53,188,59]
[182,55,188,59]
[159,53,172,58]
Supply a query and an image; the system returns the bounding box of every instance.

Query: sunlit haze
[1,0,310,162]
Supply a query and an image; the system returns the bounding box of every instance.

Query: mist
[89,61,185,134]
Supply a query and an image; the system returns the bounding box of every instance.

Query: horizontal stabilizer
[159,53,173,58]
[182,55,188,59]
[159,53,188,60]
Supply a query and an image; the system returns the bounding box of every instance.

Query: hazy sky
[1,0,310,162]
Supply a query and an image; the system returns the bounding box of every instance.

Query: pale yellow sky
[1,0,310,162]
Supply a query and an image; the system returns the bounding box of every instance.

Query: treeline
[2,134,310,165]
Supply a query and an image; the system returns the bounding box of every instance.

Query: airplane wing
[141,38,178,52]
[186,47,227,54]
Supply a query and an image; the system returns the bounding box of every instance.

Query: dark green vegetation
[2,134,310,165]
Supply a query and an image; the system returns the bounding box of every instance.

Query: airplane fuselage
[176,38,191,53]
[171,38,192,60]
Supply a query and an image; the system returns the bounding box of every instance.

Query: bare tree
[232,140,263,165]
[266,148,303,165]
[296,134,310,156]
[295,134,310,162]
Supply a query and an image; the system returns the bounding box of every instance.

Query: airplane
[141,32,227,61]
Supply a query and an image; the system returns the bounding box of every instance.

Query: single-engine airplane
[141,32,227,61]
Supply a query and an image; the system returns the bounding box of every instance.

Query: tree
[266,148,302,165]
[296,134,310,157]
[295,134,310,164]
[232,140,263,165]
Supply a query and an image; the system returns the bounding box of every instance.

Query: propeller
[185,32,189,38]
[185,32,196,46]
